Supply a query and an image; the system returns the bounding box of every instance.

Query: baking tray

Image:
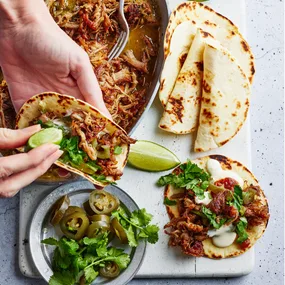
[19,0,254,279]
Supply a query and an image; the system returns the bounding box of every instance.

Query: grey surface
[0,0,283,285]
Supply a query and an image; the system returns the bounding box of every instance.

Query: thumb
[71,52,112,120]
[0,125,41,149]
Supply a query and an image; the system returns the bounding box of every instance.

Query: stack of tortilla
[158,2,254,152]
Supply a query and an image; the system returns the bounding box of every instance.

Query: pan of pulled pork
[46,0,168,133]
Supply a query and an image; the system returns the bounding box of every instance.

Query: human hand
[0,125,63,198]
[0,0,110,118]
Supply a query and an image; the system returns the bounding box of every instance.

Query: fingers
[0,144,60,178]
[0,125,41,149]
[71,52,112,120]
[0,149,63,198]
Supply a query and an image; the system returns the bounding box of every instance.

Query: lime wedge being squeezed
[28,127,63,149]
[128,140,180,172]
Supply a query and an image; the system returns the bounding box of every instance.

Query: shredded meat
[97,158,122,180]
[208,191,226,214]
[244,202,269,227]
[164,193,208,257]
[113,68,132,84]
[144,35,156,57]
[73,123,97,161]
[122,50,148,73]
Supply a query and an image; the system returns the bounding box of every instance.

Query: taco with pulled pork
[158,155,269,258]
[16,92,135,186]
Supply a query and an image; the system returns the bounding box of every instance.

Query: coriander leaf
[236,217,249,243]
[106,248,130,270]
[49,271,75,285]
[227,185,243,212]
[41,237,58,246]
[125,224,138,247]
[144,224,159,244]
[96,246,108,258]
[163,197,177,206]
[91,174,113,184]
[158,160,210,200]
[111,253,131,270]
[107,247,125,257]
[73,255,88,273]
[52,247,71,270]
[112,207,159,246]
[82,234,108,246]
[192,185,206,200]
[201,206,226,229]
[85,235,109,256]
[84,267,98,284]
[60,136,86,165]
[86,161,101,172]
[114,146,122,155]
[130,208,153,227]
[58,237,79,257]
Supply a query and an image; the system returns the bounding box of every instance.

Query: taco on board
[158,155,269,258]
[15,92,135,186]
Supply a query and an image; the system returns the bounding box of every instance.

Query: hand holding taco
[16,92,135,187]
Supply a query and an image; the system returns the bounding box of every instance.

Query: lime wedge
[128,140,180,172]
[28,128,63,149]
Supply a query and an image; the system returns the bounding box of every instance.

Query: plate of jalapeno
[29,181,153,285]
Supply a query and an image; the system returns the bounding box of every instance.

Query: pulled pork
[164,191,208,257]
[70,111,135,178]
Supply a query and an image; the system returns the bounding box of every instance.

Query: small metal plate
[29,181,146,285]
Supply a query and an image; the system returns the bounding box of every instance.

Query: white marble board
[19,0,255,279]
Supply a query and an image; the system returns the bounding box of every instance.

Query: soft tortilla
[159,29,219,134]
[164,155,269,259]
[194,44,250,152]
[15,92,129,187]
[159,21,195,107]
[164,2,255,85]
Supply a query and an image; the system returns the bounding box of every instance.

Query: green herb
[112,207,159,246]
[41,234,130,285]
[157,160,210,200]
[91,174,114,184]
[236,217,249,243]
[163,197,177,206]
[41,237,59,246]
[201,206,227,229]
[114,146,122,155]
[60,136,86,165]
[227,185,243,213]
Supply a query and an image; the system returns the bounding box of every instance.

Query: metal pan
[129,0,169,135]
[29,181,146,285]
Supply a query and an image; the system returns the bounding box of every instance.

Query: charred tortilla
[159,29,219,134]
[164,1,255,85]
[194,44,250,152]
[161,155,269,259]
[16,92,134,187]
